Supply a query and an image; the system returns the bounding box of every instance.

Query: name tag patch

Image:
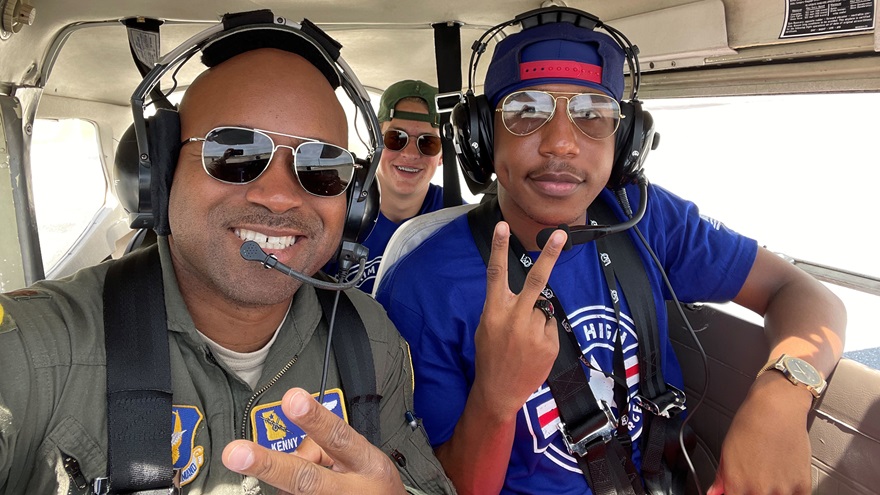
[250,389,347,453]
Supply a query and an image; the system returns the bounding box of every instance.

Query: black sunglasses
[183,126,361,197]
[382,129,442,157]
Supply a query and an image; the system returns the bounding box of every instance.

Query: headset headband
[129,12,382,201]
[467,7,641,102]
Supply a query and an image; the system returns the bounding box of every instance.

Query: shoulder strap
[103,244,174,494]
[466,198,522,289]
[590,198,688,495]
[590,199,685,415]
[590,200,665,401]
[315,289,382,448]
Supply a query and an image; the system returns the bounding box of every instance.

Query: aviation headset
[450,7,658,191]
[115,9,380,251]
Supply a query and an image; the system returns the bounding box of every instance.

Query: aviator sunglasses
[498,90,621,140]
[383,129,442,157]
[182,126,361,197]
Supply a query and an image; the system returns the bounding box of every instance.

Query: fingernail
[495,222,509,237]
[227,445,255,471]
[550,230,564,247]
[287,391,311,417]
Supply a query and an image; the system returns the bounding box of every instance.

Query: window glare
[644,93,879,363]
[644,94,880,280]
[31,119,106,269]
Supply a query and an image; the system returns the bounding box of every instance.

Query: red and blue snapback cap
[484,22,626,107]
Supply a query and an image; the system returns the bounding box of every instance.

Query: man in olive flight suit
[0,21,455,495]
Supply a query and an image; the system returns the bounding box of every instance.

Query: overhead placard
[781,0,874,38]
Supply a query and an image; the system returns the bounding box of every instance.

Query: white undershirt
[197,304,290,389]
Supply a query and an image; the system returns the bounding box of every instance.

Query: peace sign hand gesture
[471,221,568,417]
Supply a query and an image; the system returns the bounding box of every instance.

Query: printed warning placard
[781,0,874,38]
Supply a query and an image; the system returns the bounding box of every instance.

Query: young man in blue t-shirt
[376,14,846,495]
[328,80,448,294]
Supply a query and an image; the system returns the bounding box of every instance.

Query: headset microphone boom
[240,238,369,405]
[536,176,649,249]
[239,240,368,291]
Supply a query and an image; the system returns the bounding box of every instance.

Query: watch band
[756,356,782,379]
[757,354,827,398]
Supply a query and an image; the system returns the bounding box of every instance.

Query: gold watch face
[782,356,824,387]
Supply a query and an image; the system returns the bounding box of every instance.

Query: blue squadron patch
[171,405,205,486]
[251,389,347,453]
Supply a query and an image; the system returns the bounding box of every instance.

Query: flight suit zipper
[240,355,299,439]
[62,454,89,493]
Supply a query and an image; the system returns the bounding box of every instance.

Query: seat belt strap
[103,244,174,493]
[591,201,663,399]
[315,289,382,448]
[590,200,685,417]
[641,411,673,494]
[589,198,687,495]
[432,21,463,207]
[586,437,643,495]
[467,199,645,495]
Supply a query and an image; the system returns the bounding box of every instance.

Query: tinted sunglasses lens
[294,142,355,197]
[383,129,408,151]
[569,94,620,139]
[202,128,273,183]
[501,91,555,136]
[416,135,442,156]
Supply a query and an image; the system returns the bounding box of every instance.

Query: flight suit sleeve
[0,299,19,487]
[0,280,111,495]
[344,291,455,494]
[380,332,456,494]
[338,287,454,494]
[0,296,46,493]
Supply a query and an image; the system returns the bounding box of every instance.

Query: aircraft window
[30,119,106,270]
[644,93,880,370]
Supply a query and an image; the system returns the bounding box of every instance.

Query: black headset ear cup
[147,109,181,236]
[114,123,150,226]
[335,159,379,268]
[450,91,494,187]
[609,100,654,189]
[341,161,379,246]
[114,109,181,233]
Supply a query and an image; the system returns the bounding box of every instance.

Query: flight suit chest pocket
[39,416,106,494]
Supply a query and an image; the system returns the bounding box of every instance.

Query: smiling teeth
[396,166,420,173]
[234,228,296,250]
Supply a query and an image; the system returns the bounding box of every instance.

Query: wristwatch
[756,354,827,398]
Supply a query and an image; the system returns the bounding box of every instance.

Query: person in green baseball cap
[375,79,445,224]
[328,79,458,294]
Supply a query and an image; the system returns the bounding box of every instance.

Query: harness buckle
[91,470,180,494]
[557,400,619,457]
[91,478,109,495]
[634,384,687,418]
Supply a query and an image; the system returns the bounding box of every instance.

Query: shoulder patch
[1,290,55,334]
[403,340,415,393]
[4,288,49,299]
[250,389,347,453]
[0,302,14,334]
[171,405,205,486]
